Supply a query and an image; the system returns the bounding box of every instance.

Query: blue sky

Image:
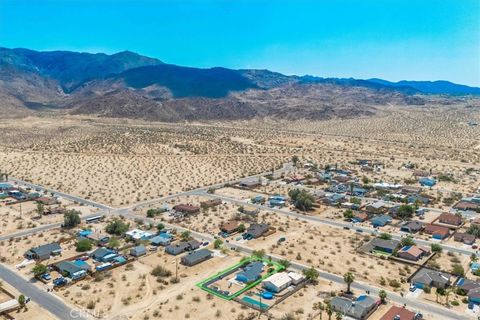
[1,0,479,86]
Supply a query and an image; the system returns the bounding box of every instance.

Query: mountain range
[0,47,478,121]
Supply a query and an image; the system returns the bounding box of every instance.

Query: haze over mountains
[0,47,479,121]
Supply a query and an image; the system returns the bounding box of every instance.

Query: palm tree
[325,301,333,320]
[445,287,454,306]
[335,312,343,320]
[343,272,355,293]
[313,301,324,320]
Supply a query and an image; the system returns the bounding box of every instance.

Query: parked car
[409,284,416,292]
[41,273,51,281]
[53,277,67,287]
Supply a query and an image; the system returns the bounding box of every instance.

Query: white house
[262,272,293,293]
[287,271,305,285]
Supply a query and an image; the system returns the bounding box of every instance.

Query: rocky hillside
[0,47,477,120]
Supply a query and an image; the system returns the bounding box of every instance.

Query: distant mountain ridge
[0,47,478,121]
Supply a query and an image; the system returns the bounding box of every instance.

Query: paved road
[0,264,87,320]
[2,163,474,320]
[8,178,113,210]
[123,162,294,210]
[117,209,470,320]
[0,212,107,241]
[195,191,479,257]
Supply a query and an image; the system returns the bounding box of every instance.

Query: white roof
[288,271,305,282]
[126,229,153,240]
[263,272,292,287]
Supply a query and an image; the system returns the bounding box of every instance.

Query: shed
[130,245,147,257]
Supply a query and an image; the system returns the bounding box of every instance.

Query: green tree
[471,253,478,263]
[361,176,370,185]
[289,189,314,211]
[213,239,223,249]
[105,219,129,236]
[378,233,392,240]
[343,210,354,219]
[335,312,343,320]
[76,239,92,252]
[278,259,291,269]
[396,204,414,219]
[325,301,333,320]
[63,209,81,228]
[343,272,355,293]
[350,197,361,205]
[108,237,120,248]
[378,290,387,303]
[157,223,165,231]
[36,202,45,215]
[180,231,191,241]
[32,264,47,276]
[237,223,246,232]
[313,301,324,320]
[18,295,26,308]
[252,249,266,259]
[452,264,465,276]
[431,243,442,253]
[467,224,480,238]
[303,267,319,281]
[400,236,415,247]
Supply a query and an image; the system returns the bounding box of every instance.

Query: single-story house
[457,278,480,304]
[235,261,264,283]
[330,296,378,320]
[438,213,462,226]
[379,305,416,320]
[366,201,388,214]
[130,245,147,257]
[454,201,480,212]
[287,271,305,285]
[323,193,346,205]
[349,186,368,197]
[454,233,475,245]
[220,220,239,234]
[181,249,213,266]
[397,245,430,261]
[251,195,265,204]
[407,195,430,205]
[200,199,222,208]
[125,229,153,241]
[352,212,369,223]
[411,269,451,289]
[55,261,88,280]
[269,195,286,207]
[370,238,400,254]
[371,215,392,227]
[423,224,450,239]
[165,240,200,256]
[0,183,13,191]
[36,197,58,205]
[91,247,118,262]
[25,242,62,261]
[400,221,423,233]
[84,231,110,244]
[150,233,172,246]
[173,204,200,214]
[401,186,422,195]
[244,223,270,239]
[419,177,436,187]
[262,272,292,293]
